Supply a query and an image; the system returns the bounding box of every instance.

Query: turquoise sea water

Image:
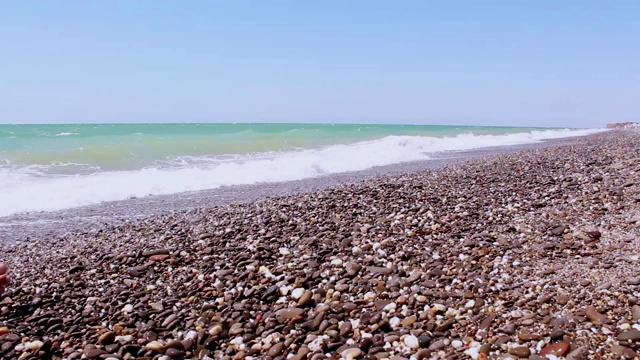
[0,123,603,216]
[1,123,542,173]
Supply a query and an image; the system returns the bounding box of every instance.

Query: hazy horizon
[1,1,638,128]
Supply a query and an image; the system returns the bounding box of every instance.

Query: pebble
[617,329,640,341]
[540,342,570,357]
[146,341,164,351]
[291,287,305,299]
[25,340,44,351]
[403,335,419,349]
[508,346,531,358]
[97,331,116,345]
[268,342,284,357]
[341,347,363,358]
[611,344,637,359]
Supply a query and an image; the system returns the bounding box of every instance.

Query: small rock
[150,254,170,262]
[611,344,637,359]
[508,346,531,358]
[298,291,313,307]
[25,340,44,351]
[277,307,305,320]
[566,346,589,360]
[340,347,363,358]
[97,331,116,345]
[617,329,640,341]
[628,277,640,285]
[146,341,164,351]
[142,249,169,256]
[632,305,640,321]
[268,342,284,357]
[403,335,419,349]
[586,306,611,324]
[540,342,570,357]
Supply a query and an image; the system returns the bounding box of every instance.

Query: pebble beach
[1,130,639,359]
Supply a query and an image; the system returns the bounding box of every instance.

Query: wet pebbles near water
[0,130,639,359]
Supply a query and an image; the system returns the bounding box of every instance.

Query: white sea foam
[54,132,79,136]
[0,128,605,217]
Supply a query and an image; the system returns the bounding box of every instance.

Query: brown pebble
[540,342,570,357]
[508,346,531,358]
[618,329,640,341]
[611,344,637,359]
[268,342,284,357]
[97,331,116,345]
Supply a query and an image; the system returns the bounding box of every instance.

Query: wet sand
[1,130,640,359]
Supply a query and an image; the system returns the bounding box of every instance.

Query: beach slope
[0,130,639,359]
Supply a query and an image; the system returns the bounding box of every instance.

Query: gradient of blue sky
[1,1,638,127]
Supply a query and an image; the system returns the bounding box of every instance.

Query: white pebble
[389,316,401,329]
[25,341,44,351]
[464,345,481,359]
[331,258,343,265]
[122,304,134,313]
[364,292,376,302]
[279,286,290,296]
[451,339,463,348]
[383,302,397,312]
[465,300,476,309]
[230,336,244,345]
[279,248,291,255]
[403,335,419,349]
[291,288,305,299]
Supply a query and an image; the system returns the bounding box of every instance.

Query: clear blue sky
[1,1,638,127]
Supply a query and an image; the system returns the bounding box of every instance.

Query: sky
[0,1,638,127]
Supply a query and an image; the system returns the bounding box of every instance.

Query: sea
[0,123,605,218]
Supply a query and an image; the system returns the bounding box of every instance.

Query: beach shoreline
[0,134,591,244]
[0,130,639,359]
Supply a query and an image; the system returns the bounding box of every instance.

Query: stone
[298,291,313,307]
[142,249,169,256]
[617,329,640,341]
[611,344,637,359]
[276,307,305,320]
[628,277,640,285]
[566,346,589,360]
[166,348,186,359]
[162,313,178,327]
[345,262,362,277]
[508,346,531,358]
[403,335,419,349]
[339,322,352,336]
[268,342,284,357]
[632,305,640,321]
[84,348,107,359]
[555,295,569,305]
[551,225,568,236]
[291,287,305,299]
[97,331,116,345]
[145,341,164,351]
[150,254,170,262]
[586,306,611,324]
[340,347,363,358]
[25,340,43,351]
[540,342,570,357]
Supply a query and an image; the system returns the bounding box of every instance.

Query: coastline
[0,133,590,244]
[1,130,639,359]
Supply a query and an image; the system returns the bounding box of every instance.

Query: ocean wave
[0,128,606,217]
